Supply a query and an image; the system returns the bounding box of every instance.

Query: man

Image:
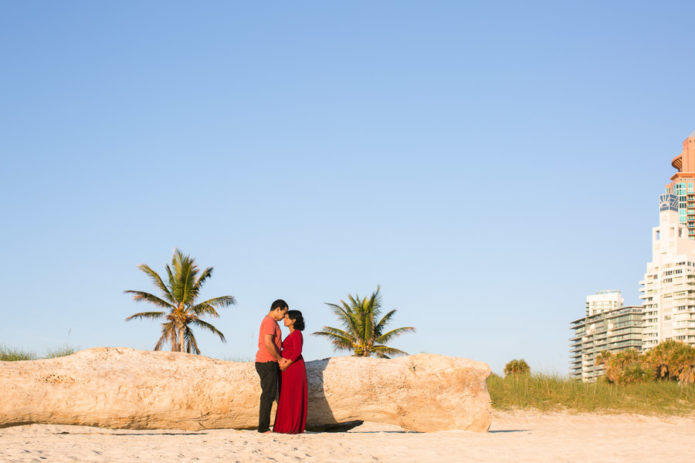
[255,299,290,433]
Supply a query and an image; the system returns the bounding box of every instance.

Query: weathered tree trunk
[0,347,492,432]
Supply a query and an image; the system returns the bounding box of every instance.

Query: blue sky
[1,1,694,374]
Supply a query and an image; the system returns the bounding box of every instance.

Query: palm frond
[376,326,415,344]
[374,309,397,336]
[315,326,354,339]
[171,249,199,305]
[371,345,409,357]
[347,294,360,310]
[313,327,355,351]
[368,286,383,319]
[192,267,213,293]
[362,297,375,351]
[124,291,175,309]
[154,322,177,351]
[136,264,174,303]
[325,302,360,337]
[165,264,176,299]
[190,304,220,318]
[190,296,236,316]
[154,333,167,351]
[184,327,201,354]
[125,311,165,322]
[191,319,226,343]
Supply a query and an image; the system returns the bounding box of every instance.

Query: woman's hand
[279,359,292,371]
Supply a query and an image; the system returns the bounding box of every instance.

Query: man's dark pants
[255,361,279,432]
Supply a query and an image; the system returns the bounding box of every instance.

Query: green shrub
[504,359,530,378]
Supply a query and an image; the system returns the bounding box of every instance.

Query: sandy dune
[1,411,692,462]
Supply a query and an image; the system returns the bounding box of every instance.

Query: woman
[273,310,308,434]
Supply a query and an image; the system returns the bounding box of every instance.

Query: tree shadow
[305,358,363,432]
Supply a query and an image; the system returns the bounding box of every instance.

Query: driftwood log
[0,347,491,432]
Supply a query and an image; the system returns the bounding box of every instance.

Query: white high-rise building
[585,290,623,316]
[639,194,695,349]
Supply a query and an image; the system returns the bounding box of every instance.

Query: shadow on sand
[488,429,529,433]
[54,431,208,436]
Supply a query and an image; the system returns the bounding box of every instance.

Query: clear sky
[1,1,694,374]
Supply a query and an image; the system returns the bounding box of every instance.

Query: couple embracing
[255,299,308,434]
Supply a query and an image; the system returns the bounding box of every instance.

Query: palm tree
[503,359,530,378]
[124,249,235,354]
[313,286,414,358]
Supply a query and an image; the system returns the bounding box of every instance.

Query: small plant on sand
[313,286,414,358]
[125,249,235,354]
[504,359,530,378]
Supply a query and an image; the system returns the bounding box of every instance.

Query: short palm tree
[313,286,414,358]
[124,249,235,354]
[503,359,530,378]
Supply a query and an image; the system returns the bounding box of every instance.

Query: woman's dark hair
[287,310,305,331]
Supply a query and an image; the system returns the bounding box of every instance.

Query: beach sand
[1,411,692,462]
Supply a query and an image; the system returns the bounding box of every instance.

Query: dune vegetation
[488,373,695,415]
[489,341,695,415]
[0,345,75,362]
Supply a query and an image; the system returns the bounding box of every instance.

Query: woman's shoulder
[286,330,303,343]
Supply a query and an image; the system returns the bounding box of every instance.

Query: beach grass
[487,373,695,415]
[0,345,37,361]
[0,345,76,361]
[45,345,76,358]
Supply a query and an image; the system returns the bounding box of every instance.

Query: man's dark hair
[270,299,288,312]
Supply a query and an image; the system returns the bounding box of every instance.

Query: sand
[1,411,692,463]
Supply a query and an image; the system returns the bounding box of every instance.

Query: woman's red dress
[273,330,308,434]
